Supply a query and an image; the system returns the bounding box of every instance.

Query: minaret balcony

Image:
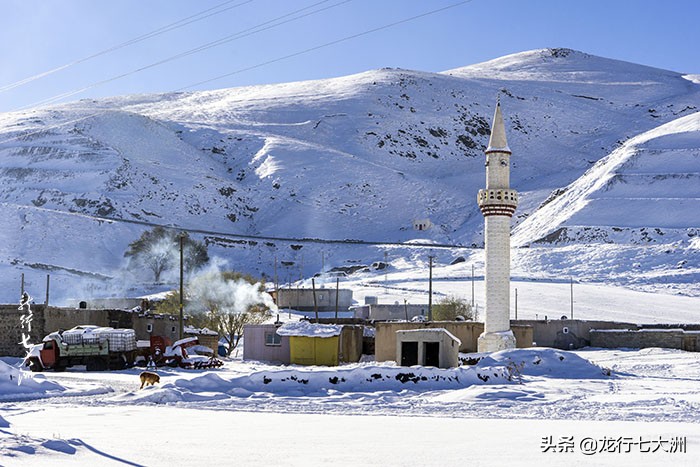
[477,189,518,217]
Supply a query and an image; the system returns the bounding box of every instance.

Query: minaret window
[500,159,508,166]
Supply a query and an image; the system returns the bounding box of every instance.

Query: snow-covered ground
[310,256,700,324]
[2,346,700,466]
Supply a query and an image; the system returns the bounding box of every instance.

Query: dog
[139,371,160,389]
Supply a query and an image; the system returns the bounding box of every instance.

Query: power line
[0,0,254,94]
[18,0,350,110]
[1,0,472,146]
[93,213,474,250]
[0,2,479,251]
[177,0,473,92]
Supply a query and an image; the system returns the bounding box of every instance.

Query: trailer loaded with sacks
[25,325,137,372]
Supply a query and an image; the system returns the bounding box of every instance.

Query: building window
[147,324,153,333]
[265,331,281,346]
[171,326,176,333]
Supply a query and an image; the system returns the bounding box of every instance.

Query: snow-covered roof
[396,327,461,345]
[276,321,343,338]
[184,326,218,336]
[172,336,198,348]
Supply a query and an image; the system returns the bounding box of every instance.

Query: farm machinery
[149,335,224,369]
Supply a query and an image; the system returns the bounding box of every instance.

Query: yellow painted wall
[289,336,339,366]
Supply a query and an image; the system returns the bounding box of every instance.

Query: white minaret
[477,99,518,353]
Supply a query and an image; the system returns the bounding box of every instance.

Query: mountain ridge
[0,48,698,302]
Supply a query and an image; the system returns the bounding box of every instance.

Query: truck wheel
[109,355,127,370]
[27,358,43,372]
[87,357,109,371]
[54,359,69,372]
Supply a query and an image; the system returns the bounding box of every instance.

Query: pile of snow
[184,326,218,335]
[60,326,137,352]
[0,361,66,401]
[475,348,610,380]
[0,429,79,463]
[275,321,343,337]
[115,348,608,404]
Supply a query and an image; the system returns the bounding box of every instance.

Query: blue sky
[0,0,697,112]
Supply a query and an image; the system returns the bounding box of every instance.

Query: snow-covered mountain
[0,48,698,303]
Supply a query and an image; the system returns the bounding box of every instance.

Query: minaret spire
[487,98,510,153]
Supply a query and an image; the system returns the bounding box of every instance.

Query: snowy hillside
[0,48,699,303]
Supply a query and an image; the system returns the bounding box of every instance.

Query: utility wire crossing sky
[0,0,698,113]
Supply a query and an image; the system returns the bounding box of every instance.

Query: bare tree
[124,227,209,282]
[210,305,269,356]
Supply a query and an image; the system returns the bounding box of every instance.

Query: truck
[25,325,137,372]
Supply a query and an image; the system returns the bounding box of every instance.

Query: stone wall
[512,319,639,349]
[0,304,183,357]
[589,329,700,351]
[0,304,46,357]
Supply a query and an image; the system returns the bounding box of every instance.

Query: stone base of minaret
[478,330,516,353]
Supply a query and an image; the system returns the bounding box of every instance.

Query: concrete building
[477,100,519,352]
[413,219,432,231]
[273,288,353,312]
[243,322,363,366]
[351,303,429,321]
[243,324,291,364]
[374,321,533,363]
[396,328,461,368]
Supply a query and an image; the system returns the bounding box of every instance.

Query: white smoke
[185,264,278,315]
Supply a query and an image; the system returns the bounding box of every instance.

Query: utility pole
[45,274,50,306]
[312,278,318,323]
[384,251,389,294]
[428,255,434,321]
[179,234,184,340]
[514,288,518,320]
[570,277,574,319]
[299,253,304,282]
[335,277,339,323]
[471,264,475,308]
[274,256,278,300]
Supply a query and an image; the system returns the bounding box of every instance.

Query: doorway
[424,342,440,367]
[401,341,418,366]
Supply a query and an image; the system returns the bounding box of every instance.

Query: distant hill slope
[0,48,698,302]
